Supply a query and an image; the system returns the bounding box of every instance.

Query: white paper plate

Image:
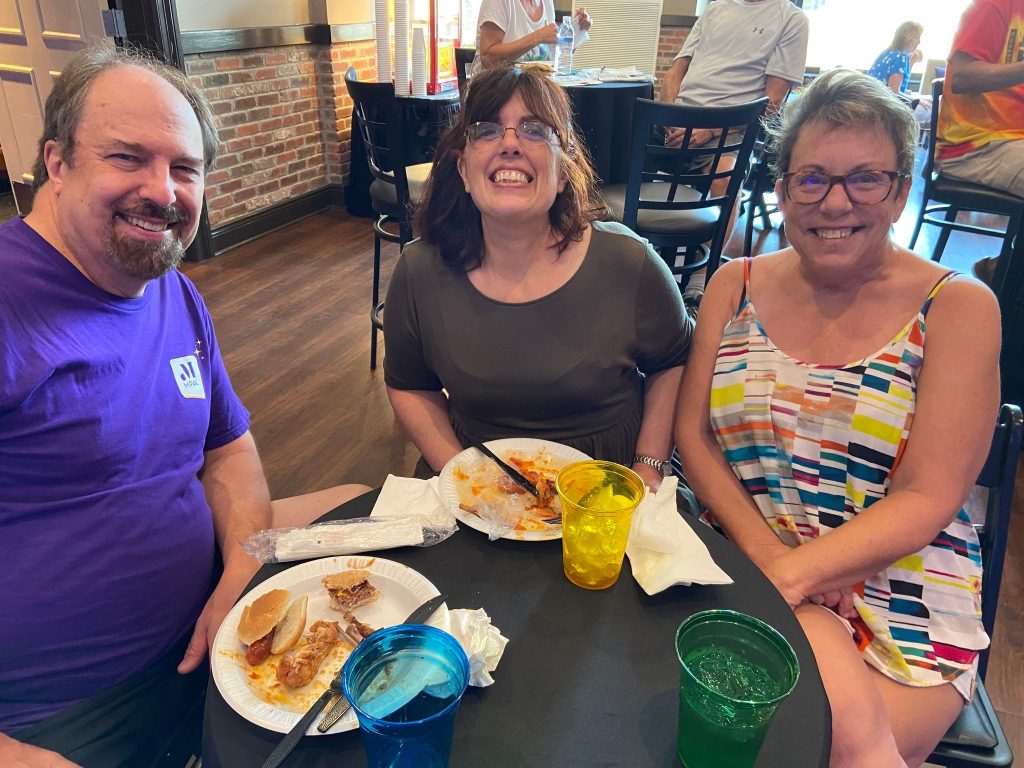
[437,438,591,542]
[212,555,448,735]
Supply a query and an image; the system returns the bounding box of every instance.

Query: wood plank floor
[182,162,1023,759]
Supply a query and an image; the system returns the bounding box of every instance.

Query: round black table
[564,81,654,185]
[203,490,831,767]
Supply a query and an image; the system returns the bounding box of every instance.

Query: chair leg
[743,201,755,259]
[757,191,772,231]
[933,207,958,262]
[908,206,926,250]
[370,232,382,370]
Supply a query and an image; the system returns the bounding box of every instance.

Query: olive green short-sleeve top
[383,221,692,464]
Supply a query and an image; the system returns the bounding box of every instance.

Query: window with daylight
[801,0,967,75]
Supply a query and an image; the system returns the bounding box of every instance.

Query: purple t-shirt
[0,217,250,731]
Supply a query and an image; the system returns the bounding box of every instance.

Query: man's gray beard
[107,224,186,280]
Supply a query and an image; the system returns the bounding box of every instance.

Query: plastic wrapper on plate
[243,516,457,564]
[462,495,522,541]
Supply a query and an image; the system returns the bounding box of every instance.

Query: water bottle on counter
[555,16,574,75]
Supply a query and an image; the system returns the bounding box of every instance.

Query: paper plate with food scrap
[438,438,591,542]
[212,555,448,734]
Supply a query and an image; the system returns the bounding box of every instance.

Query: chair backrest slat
[922,78,943,181]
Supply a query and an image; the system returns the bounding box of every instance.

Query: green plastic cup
[675,610,800,768]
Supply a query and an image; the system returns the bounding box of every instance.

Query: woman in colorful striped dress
[675,70,1001,767]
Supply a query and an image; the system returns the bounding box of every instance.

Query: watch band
[633,454,669,476]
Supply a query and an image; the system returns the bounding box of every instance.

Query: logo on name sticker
[170,355,206,399]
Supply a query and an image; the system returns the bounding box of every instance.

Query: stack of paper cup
[374,0,390,84]
[393,0,410,96]
[411,27,427,96]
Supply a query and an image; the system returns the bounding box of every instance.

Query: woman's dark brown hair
[414,65,609,271]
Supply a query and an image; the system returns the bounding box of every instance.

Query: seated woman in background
[469,0,591,75]
[675,69,999,767]
[868,20,932,125]
[384,65,691,489]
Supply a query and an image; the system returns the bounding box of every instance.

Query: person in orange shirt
[937,0,1024,195]
[937,0,1024,284]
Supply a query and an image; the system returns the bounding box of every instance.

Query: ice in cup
[556,460,645,590]
[342,624,470,768]
[675,610,800,768]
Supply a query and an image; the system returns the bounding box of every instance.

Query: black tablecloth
[203,490,831,767]
[565,81,655,185]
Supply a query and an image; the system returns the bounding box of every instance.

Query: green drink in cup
[675,610,799,768]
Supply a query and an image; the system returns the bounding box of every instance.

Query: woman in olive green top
[383,66,692,489]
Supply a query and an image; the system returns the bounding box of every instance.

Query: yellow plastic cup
[556,460,646,590]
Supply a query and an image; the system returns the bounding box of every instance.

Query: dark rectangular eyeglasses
[782,170,905,205]
[466,119,558,145]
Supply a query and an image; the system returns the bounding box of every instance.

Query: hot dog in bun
[237,589,308,665]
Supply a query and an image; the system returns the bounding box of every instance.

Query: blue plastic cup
[342,624,470,768]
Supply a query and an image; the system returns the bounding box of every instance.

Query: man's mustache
[122,201,186,226]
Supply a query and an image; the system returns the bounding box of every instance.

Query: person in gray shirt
[660,0,809,301]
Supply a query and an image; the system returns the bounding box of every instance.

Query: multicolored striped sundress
[708,258,988,694]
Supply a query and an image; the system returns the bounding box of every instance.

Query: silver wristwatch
[632,454,670,477]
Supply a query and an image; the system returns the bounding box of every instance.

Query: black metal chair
[908,79,1024,267]
[740,130,782,259]
[602,97,767,287]
[344,67,432,369]
[927,402,1021,768]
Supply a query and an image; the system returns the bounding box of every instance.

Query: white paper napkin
[446,608,508,687]
[625,477,732,594]
[571,16,590,47]
[371,474,456,530]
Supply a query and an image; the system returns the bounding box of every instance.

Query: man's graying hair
[31,43,219,190]
[766,68,919,183]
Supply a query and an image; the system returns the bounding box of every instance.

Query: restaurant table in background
[203,490,831,767]
[345,90,460,219]
[564,81,654,185]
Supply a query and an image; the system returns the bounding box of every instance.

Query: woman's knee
[795,606,904,767]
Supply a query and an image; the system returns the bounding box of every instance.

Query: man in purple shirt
[0,46,366,766]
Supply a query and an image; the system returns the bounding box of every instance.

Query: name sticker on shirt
[169,355,206,399]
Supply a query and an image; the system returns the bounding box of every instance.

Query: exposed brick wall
[656,23,693,98]
[186,47,325,227]
[318,42,378,186]
[186,42,377,229]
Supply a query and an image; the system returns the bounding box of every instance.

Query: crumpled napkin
[446,608,508,687]
[625,477,733,594]
[244,475,458,562]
